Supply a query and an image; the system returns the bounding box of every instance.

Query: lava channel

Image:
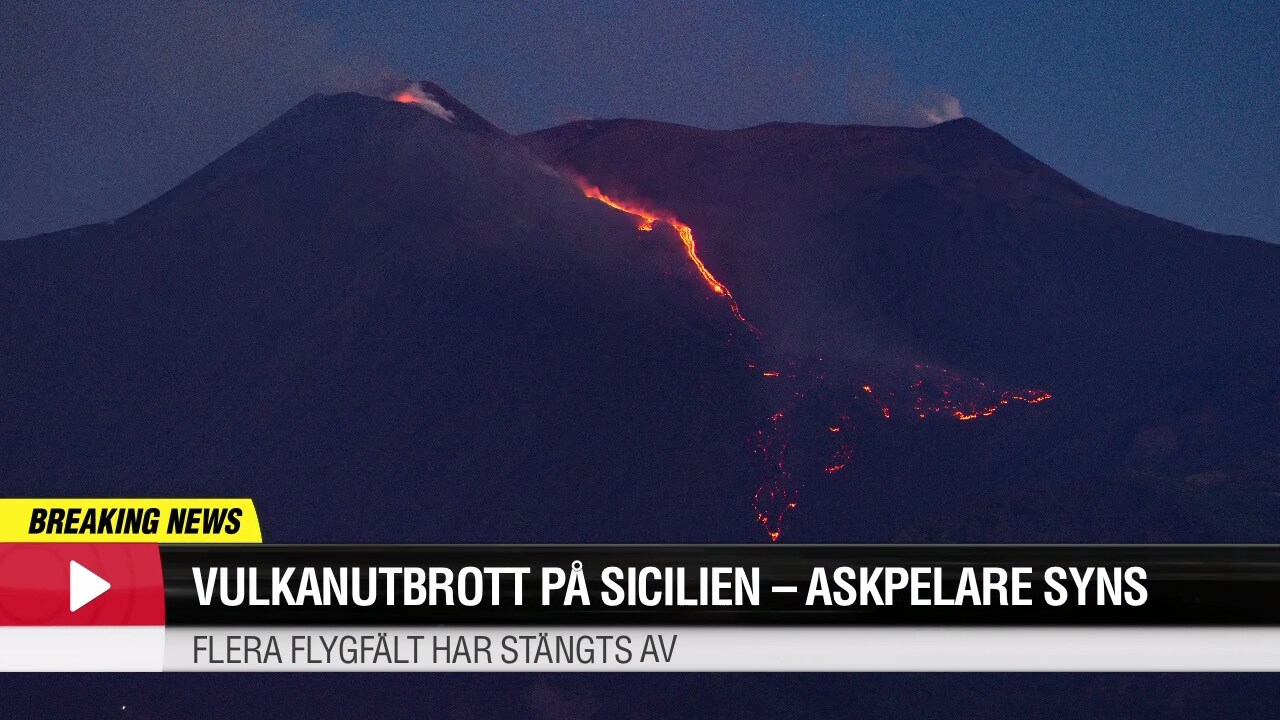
[573,175,1051,542]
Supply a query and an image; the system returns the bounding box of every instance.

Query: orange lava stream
[572,175,1052,543]
[577,181,756,332]
[751,362,1052,541]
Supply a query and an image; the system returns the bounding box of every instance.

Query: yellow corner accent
[0,499,263,542]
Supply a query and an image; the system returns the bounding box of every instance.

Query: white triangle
[69,560,111,613]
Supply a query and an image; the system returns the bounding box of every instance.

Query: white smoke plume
[846,74,965,127]
[392,82,456,122]
[914,92,964,125]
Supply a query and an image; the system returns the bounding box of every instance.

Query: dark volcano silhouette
[524,116,1280,541]
[4,85,1279,543]
[524,116,1280,394]
[1,90,762,542]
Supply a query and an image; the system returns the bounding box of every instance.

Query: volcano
[3,83,1279,543]
[1,90,760,542]
[524,115,1280,540]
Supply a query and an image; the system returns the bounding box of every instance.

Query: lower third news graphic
[4,499,1280,671]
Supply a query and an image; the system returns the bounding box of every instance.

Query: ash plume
[914,91,965,125]
[391,82,457,122]
[846,73,965,127]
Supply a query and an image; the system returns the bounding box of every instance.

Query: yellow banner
[0,499,262,542]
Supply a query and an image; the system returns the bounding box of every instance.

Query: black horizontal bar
[160,545,1280,626]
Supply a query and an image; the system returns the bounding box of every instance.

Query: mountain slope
[1,91,763,542]
[523,117,1280,392]
[524,115,1280,539]
[3,87,1278,544]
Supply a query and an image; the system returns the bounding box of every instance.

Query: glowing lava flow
[575,176,1051,542]
[862,364,1052,422]
[749,360,1052,541]
[576,181,756,333]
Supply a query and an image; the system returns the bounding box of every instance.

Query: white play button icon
[69,560,111,613]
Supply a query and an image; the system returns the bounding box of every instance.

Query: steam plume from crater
[392,82,456,122]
